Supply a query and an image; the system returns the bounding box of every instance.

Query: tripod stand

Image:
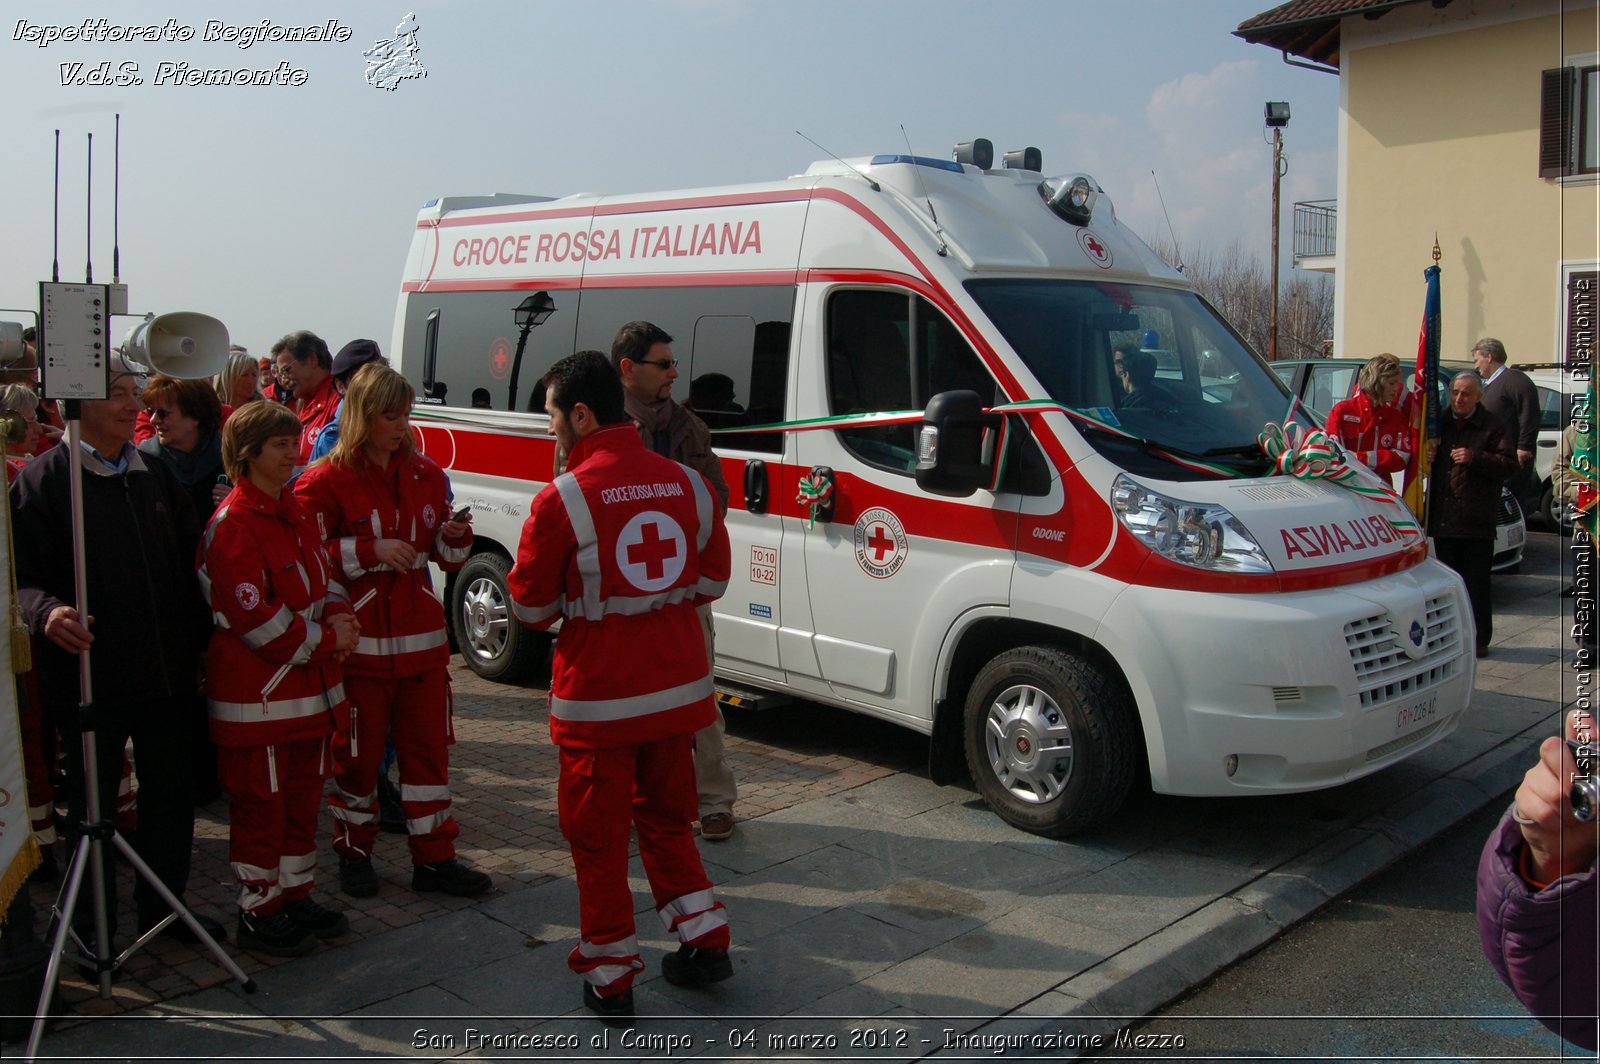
[24,414,255,1062]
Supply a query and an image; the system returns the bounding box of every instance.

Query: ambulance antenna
[1152,169,1184,273]
[900,124,948,256]
[796,131,879,191]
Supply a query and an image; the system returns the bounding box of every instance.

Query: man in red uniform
[509,351,733,1023]
[276,330,339,469]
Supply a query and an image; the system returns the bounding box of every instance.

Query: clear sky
[0,0,1337,359]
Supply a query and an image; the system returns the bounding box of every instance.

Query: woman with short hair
[139,376,229,520]
[201,400,359,955]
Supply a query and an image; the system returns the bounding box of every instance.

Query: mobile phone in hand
[452,505,471,521]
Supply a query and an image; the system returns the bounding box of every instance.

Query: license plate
[1395,693,1439,736]
[1507,525,1525,546]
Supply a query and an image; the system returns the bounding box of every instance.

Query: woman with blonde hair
[1323,353,1413,476]
[216,349,267,410]
[294,364,489,899]
[0,383,44,479]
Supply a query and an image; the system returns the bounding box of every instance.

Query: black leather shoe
[283,897,351,939]
[236,909,316,957]
[661,944,733,987]
[582,983,634,1026]
[339,855,380,898]
[412,858,491,897]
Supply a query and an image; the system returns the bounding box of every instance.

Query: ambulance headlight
[1111,474,1273,573]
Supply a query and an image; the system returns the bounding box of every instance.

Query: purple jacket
[1476,811,1598,1050]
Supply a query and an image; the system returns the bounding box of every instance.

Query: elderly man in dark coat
[1426,371,1518,658]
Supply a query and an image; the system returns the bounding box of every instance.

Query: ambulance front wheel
[963,645,1138,838]
[450,552,546,683]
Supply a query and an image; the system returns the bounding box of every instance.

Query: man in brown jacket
[1427,371,1519,658]
[611,321,738,840]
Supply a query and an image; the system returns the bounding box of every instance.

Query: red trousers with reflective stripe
[330,670,458,865]
[558,734,729,992]
[219,739,327,916]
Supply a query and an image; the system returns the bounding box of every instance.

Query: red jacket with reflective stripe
[295,374,340,467]
[293,449,468,678]
[1324,391,1414,476]
[508,424,729,749]
[199,480,349,748]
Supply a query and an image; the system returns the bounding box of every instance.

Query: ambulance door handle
[744,460,768,515]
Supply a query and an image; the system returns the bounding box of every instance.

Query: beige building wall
[1337,1,1598,366]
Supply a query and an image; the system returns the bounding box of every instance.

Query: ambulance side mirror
[915,390,1001,497]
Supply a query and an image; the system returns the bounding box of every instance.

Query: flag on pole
[1403,261,1442,519]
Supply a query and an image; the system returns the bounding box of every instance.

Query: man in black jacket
[1427,371,1519,659]
[1474,337,1540,515]
[10,368,221,949]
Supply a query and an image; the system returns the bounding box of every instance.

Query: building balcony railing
[1293,199,1336,261]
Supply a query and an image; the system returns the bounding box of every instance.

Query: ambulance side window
[402,290,580,412]
[572,286,794,454]
[826,290,995,475]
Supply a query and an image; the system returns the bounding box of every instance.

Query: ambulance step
[715,683,788,712]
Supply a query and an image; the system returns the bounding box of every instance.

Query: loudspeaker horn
[121,312,230,380]
[0,321,23,364]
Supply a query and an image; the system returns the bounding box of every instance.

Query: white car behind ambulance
[392,142,1475,836]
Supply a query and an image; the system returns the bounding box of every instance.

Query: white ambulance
[392,143,1474,836]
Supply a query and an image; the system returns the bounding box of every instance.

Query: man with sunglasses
[610,321,738,842]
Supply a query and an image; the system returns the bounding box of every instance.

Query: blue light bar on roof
[869,154,964,173]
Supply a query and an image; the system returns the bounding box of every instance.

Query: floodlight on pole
[1265,102,1290,360]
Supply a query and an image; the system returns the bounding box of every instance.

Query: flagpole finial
[1432,234,1441,264]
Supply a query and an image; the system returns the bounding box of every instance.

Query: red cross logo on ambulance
[1078,229,1114,269]
[488,336,513,381]
[617,511,687,592]
[853,507,907,579]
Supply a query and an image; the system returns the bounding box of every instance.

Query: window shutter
[1541,67,1577,178]
[1568,271,1597,369]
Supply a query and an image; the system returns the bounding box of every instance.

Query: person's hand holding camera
[1513,708,1599,885]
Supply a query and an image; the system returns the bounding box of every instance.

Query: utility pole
[1265,102,1290,361]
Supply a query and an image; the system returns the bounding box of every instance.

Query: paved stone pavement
[9,531,1582,1061]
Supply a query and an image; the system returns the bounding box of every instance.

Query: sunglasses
[631,357,678,370]
[150,407,173,419]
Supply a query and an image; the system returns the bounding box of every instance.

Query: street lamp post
[1265,101,1290,361]
[506,290,556,412]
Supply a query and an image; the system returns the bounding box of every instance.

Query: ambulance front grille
[1344,593,1463,709]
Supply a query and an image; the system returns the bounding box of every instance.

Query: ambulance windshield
[966,279,1313,479]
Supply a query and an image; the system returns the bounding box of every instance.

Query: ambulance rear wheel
[451,552,544,683]
[963,645,1137,838]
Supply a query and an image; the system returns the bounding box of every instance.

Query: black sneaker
[661,944,733,987]
[582,982,635,1026]
[412,858,492,897]
[339,855,380,898]
[283,898,351,939]
[377,775,407,835]
[236,909,316,957]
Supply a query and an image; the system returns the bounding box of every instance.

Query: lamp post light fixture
[1265,101,1290,360]
[507,290,556,411]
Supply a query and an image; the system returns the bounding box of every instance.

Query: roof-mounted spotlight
[1038,173,1099,226]
[1264,101,1291,128]
[953,138,993,170]
[1003,147,1042,172]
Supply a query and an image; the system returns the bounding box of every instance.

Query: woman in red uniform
[1323,354,1413,476]
[201,401,358,955]
[294,364,490,899]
